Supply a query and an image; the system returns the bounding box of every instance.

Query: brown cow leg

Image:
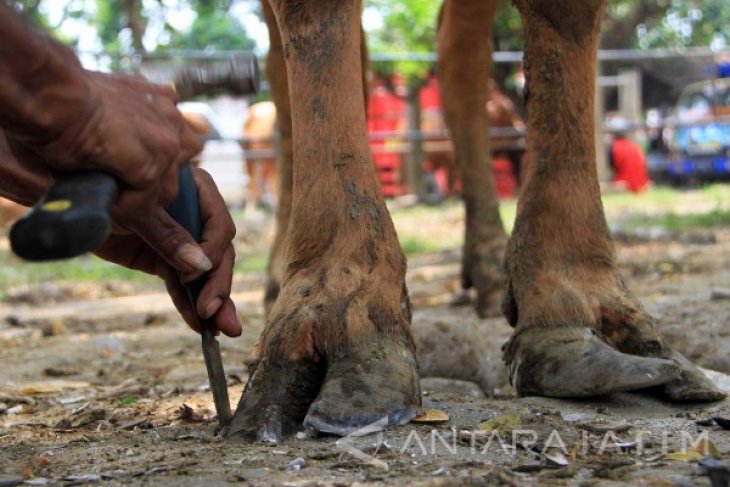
[262,4,368,319]
[228,0,421,442]
[261,0,292,319]
[438,0,507,317]
[503,0,723,401]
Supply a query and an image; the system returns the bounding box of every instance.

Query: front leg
[503,0,724,401]
[228,0,421,442]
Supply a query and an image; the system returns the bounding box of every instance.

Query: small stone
[710,288,730,301]
[23,478,50,485]
[285,457,306,471]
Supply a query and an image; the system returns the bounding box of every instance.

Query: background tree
[164,8,255,51]
[366,0,440,84]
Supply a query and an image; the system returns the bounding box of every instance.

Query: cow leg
[261,0,293,318]
[438,0,507,317]
[503,0,724,401]
[228,0,421,442]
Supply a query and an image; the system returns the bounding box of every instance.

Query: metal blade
[201,322,232,428]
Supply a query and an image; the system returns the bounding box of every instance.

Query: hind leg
[438,0,507,318]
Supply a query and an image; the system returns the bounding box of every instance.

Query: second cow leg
[261,0,293,319]
[438,0,508,318]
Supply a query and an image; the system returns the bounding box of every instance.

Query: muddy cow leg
[503,0,724,401]
[261,0,293,319]
[438,0,507,317]
[228,0,421,442]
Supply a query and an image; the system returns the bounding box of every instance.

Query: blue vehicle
[668,78,730,184]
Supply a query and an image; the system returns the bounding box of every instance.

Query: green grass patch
[601,184,730,212]
[118,397,138,407]
[617,208,730,232]
[0,248,155,290]
[400,236,447,255]
[233,248,269,274]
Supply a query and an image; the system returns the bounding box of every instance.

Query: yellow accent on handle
[41,200,72,212]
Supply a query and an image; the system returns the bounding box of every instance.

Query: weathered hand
[94,168,241,337]
[0,130,52,206]
[3,69,213,274]
[1,7,201,212]
[6,70,203,210]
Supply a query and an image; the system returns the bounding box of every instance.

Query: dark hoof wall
[661,352,726,402]
[303,333,421,436]
[509,327,681,398]
[226,355,325,443]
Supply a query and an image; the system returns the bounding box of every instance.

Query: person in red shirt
[608,120,650,193]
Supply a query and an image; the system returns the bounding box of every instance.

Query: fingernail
[203,297,222,319]
[176,244,213,272]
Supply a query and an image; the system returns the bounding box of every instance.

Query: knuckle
[138,162,162,187]
[157,131,180,161]
[157,84,178,100]
[224,220,237,241]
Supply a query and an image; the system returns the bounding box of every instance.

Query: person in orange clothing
[608,119,650,193]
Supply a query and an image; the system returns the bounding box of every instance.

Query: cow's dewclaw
[303,332,421,436]
[505,326,682,398]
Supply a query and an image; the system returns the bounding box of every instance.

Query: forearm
[0,3,89,142]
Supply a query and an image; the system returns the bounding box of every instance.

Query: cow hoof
[507,326,681,397]
[660,351,726,402]
[449,289,473,307]
[226,355,325,443]
[304,332,421,436]
[475,287,502,318]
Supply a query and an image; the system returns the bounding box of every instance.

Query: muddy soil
[0,227,729,486]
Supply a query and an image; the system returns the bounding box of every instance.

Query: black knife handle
[10,171,118,261]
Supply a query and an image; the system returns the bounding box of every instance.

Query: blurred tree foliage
[10,0,729,65]
[11,0,87,45]
[165,9,255,51]
[366,0,729,82]
[11,0,255,54]
[366,0,440,83]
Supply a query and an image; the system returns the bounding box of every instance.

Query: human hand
[0,130,52,206]
[4,69,214,274]
[94,168,241,337]
[6,70,203,210]
[1,9,200,212]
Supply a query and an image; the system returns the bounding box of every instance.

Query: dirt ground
[1,209,729,486]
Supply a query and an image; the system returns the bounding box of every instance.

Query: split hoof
[226,355,325,443]
[304,332,421,436]
[660,352,726,402]
[508,326,681,398]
